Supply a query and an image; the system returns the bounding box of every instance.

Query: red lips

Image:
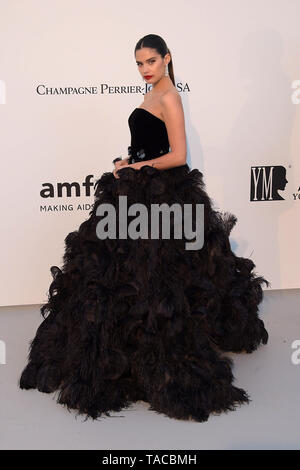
[144,76,153,79]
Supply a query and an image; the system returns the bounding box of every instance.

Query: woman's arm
[129,151,184,171]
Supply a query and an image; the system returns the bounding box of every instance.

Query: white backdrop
[1,0,299,306]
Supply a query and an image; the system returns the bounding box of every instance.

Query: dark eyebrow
[136,57,156,64]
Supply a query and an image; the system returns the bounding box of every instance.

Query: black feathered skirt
[19,162,270,422]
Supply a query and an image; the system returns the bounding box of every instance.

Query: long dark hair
[134,34,175,87]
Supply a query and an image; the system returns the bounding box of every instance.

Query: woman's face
[135,47,168,85]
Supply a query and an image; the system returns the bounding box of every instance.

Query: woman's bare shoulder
[160,88,182,111]
[160,86,180,101]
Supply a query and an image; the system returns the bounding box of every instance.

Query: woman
[19,34,270,423]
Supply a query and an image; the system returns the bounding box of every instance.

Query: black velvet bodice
[127,108,171,164]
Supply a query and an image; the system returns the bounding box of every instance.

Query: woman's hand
[113,158,131,178]
[113,161,141,179]
[114,159,128,170]
[113,168,120,179]
[113,164,132,179]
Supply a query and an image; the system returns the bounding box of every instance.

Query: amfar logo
[40,175,95,212]
[250,166,288,201]
[40,175,95,198]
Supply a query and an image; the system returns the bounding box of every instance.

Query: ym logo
[250,166,288,201]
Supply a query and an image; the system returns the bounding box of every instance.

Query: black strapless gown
[19,107,270,422]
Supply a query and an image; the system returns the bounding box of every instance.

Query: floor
[0,288,299,450]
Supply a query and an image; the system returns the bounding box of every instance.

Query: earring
[165,64,169,76]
